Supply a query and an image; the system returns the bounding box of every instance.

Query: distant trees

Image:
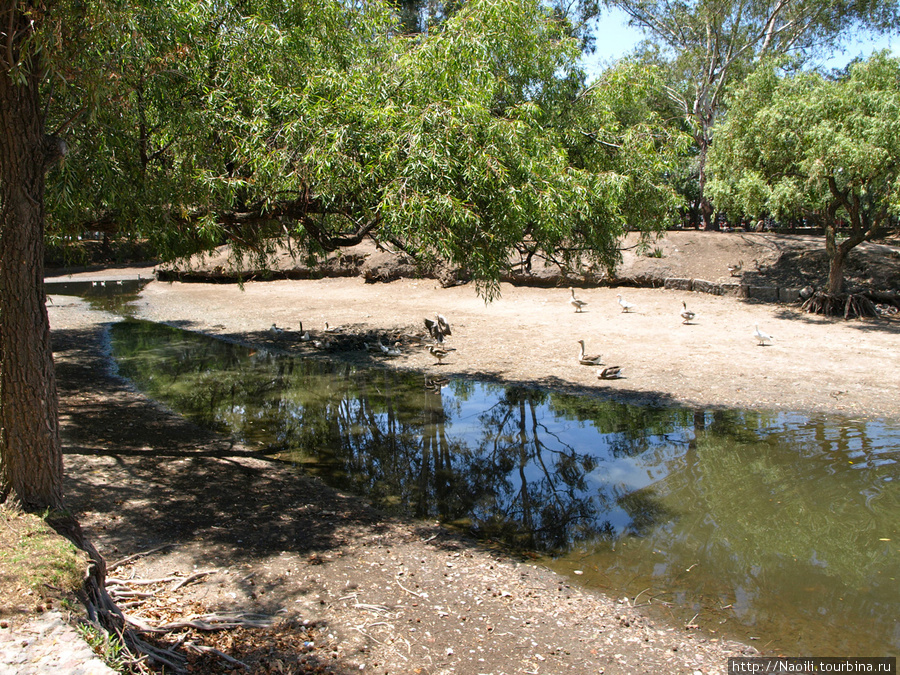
[707,53,900,314]
[607,0,900,228]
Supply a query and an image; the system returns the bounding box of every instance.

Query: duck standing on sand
[680,302,696,324]
[429,345,450,365]
[617,294,635,313]
[577,340,603,366]
[569,288,588,313]
[754,325,774,346]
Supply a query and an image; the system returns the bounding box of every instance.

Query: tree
[0,1,67,513]
[608,0,899,229]
[5,0,679,523]
[48,0,681,297]
[1,0,676,662]
[707,53,900,315]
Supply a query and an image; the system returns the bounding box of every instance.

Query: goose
[577,340,603,366]
[324,322,342,333]
[429,345,450,364]
[680,301,696,324]
[598,366,623,380]
[385,342,402,357]
[569,288,588,313]
[269,323,283,334]
[617,294,635,313]
[377,340,390,354]
[425,315,452,341]
[753,325,774,346]
[728,260,743,276]
[436,314,451,336]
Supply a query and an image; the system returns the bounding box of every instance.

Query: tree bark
[826,243,846,295]
[0,10,64,512]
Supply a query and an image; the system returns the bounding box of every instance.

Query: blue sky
[581,7,897,78]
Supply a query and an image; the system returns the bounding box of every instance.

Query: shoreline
[116,275,900,422]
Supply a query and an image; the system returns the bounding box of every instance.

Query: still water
[46,278,150,314]
[109,319,900,656]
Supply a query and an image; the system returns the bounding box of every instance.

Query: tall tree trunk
[0,15,64,512]
[696,130,718,231]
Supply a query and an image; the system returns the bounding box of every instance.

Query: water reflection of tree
[109,321,698,554]
[463,386,614,551]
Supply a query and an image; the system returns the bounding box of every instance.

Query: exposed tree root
[46,513,270,673]
[801,292,879,319]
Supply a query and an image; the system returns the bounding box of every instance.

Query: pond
[108,319,900,657]
[46,278,150,315]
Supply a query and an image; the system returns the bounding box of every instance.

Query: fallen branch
[108,576,180,586]
[171,570,214,591]
[184,641,250,670]
[125,612,274,633]
[108,589,157,599]
[108,544,176,572]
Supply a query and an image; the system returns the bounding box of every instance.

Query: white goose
[569,288,588,313]
[617,294,635,313]
[577,340,603,366]
[753,325,774,346]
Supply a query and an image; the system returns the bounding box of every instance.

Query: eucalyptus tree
[707,53,900,315]
[608,0,899,228]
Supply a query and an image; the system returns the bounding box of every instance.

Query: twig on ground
[170,570,213,591]
[108,544,175,572]
[184,641,250,670]
[396,577,425,598]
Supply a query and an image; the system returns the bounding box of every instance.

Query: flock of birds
[267,313,457,368]
[568,284,776,380]
[267,278,776,391]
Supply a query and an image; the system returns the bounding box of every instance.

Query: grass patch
[76,623,130,672]
[0,505,88,620]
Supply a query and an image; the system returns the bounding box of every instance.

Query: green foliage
[708,53,900,228]
[609,0,900,223]
[41,0,681,296]
[708,53,900,295]
[76,624,130,673]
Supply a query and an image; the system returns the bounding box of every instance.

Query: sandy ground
[113,275,900,421]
